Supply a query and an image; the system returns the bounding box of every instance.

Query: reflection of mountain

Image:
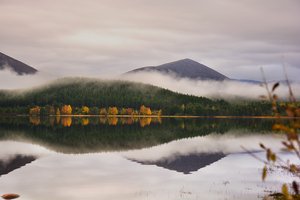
[0,154,36,176]
[129,153,225,174]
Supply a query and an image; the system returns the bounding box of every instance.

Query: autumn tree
[126,108,134,115]
[29,106,41,116]
[61,105,72,115]
[99,108,107,115]
[56,108,61,115]
[140,105,152,115]
[108,107,118,115]
[81,106,90,115]
[120,108,127,115]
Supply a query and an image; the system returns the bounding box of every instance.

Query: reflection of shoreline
[17,114,300,119]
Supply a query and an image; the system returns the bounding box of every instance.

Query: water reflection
[0,155,36,176]
[0,116,275,153]
[28,116,161,127]
[0,135,295,200]
[129,153,225,174]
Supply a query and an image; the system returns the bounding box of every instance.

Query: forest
[0,77,274,116]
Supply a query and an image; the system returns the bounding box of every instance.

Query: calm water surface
[0,116,295,199]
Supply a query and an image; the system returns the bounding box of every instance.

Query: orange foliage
[127,108,134,115]
[29,116,40,125]
[29,106,41,116]
[140,105,152,115]
[61,105,72,115]
[139,117,152,127]
[61,117,72,127]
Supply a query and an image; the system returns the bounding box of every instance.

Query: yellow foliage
[99,117,107,124]
[108,107,118,115]
[81,106,90,114]
[108,117,118,126]
[81,118,89,126]
[139,117,152,127]
[56,115,61,124]
[99,108,107,115]
[56,108,61,115]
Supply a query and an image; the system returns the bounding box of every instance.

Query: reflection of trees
[56,115,61,124]
[151,117,162,124]
[0,117,275,153]
[120,117,134,125]
[49,117,55,126]
[61,117,72,127]
[139,117,152,127]
[108,117,118,126]
[99,117,107,124]
[81,118,89,126]
[29,116,40,125]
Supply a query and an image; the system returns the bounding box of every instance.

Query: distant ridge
[127,58,229,81]
[0,52,38,75]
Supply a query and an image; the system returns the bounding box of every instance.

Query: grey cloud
[0,0,299,80]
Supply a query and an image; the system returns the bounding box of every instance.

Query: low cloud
[1,69,299,100]
[120,71,300,100]
[0,69,58,90]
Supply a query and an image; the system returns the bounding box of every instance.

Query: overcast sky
[1,0,300,81]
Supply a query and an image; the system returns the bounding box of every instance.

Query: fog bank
[120,71,300,100]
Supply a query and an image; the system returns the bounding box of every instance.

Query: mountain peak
[127,58,228,81]
[0,52,38,75]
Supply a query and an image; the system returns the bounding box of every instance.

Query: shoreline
[3,114,299,119]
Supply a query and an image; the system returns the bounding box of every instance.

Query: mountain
[0,52,38,75]
[127,58,228,81]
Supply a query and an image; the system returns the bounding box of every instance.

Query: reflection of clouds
[0,141,53,161]
[0,142,296,200]
[123,132,285,162]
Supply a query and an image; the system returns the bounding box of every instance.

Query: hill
[0,77,271,116]
[127,58,228,81]
[0,52,38,75]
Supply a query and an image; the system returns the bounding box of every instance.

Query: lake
[0,116,295,199]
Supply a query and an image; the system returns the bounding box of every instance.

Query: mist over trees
[0,78,272,116]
